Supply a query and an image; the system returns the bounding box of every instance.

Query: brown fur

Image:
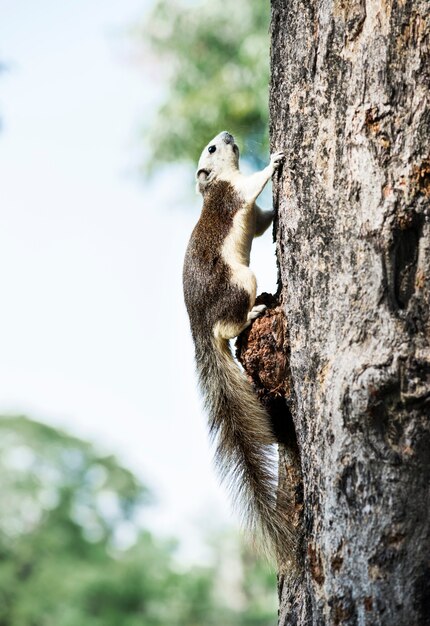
[183,181,252,339]
[183,180,296,562]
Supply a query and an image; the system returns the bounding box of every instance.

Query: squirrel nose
[221,131,234,144]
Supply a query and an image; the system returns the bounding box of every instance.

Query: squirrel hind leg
[247,304,266,321]
[214,319,248,340]
[214,304,266,340]
[243,303,267,329]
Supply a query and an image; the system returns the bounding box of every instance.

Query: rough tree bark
[242,0,430,624]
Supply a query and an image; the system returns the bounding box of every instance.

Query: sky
[0,0,277,561]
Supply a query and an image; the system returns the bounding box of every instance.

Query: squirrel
[183,131,295,561]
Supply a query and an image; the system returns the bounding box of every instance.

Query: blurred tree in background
[139,0,269,170]
[0,416,276,625]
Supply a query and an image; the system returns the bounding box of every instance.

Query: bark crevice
[236,293,305,571]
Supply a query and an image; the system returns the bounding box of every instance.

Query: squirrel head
[196,131,240,195]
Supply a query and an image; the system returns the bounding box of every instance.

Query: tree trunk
[269,0,430,624]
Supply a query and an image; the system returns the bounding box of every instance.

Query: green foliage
[0,416,276,625]
[140,0,270,170]
[0,416,146,542]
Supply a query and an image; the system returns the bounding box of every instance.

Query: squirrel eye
[208,145,216,154]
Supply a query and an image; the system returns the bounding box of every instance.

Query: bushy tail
[195,335,297,561]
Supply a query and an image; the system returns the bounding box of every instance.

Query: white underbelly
[220,207,256,300]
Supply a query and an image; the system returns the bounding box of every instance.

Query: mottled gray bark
[270,0,430,624]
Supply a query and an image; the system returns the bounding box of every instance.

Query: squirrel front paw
[270,151,285,172]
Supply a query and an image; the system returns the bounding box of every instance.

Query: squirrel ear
[196,168,212,194]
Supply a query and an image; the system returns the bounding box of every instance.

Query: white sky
[0,0,277,560]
